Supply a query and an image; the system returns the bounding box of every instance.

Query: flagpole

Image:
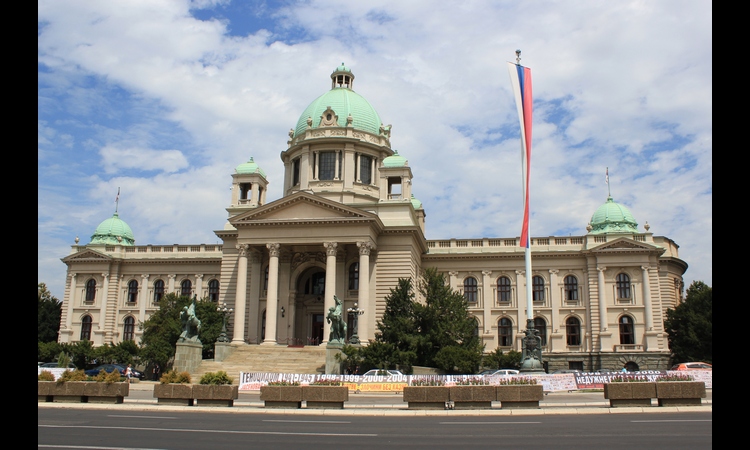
[508,50,544,373]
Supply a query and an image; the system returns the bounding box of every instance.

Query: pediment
[230,192,377,226]
[590,237,660,252]
[61,248,113,263]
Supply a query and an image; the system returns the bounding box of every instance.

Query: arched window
[180,279,192,297]
[498,318,513,347]
[566,317,581,346]
[123,317,135,341]
[473,317,480,338]
[532,276,545,301]
[127,280,138,303]
[359,155,372,184]
[80,315,92,341]
[616,273,631,299]
[464,277,478,303]
[349,262,359,290]
[153,280,165,303]
[534,317,547,346]
[497,276,511,303]
[208,279,220,302]
[619,315,635,345]
[85,279,96,302]
[312,272,325,295]
[564,275,578,301]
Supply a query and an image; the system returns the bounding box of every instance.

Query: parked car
[478,369,520,376]
[552,369,581,375]
[84,364,126,377]
[113,364,145,380]
[670,362,712,370]
[39,362,77,370]
[362,369,404,376]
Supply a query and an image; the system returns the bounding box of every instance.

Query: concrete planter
[449,386,496,409]
[153,384,238,406]
[655,381,706,406]
[260,385,303,409]
[37,381,129,403]
[495,385,544,409]
[603,382,656,407]
[302,386,349,409]
[402,386,450,409]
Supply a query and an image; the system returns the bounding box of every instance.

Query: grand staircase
[191,345,328,385]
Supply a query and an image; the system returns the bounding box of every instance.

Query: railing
[614,344,644,352]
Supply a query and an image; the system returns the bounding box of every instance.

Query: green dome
[235,157,266,177]
[90,213,135,245]
[410,194,422,209]
[293,64,382,137]
[588,196,638,234]
[383,150,407,167]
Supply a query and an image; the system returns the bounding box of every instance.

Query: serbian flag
[507,62,532,248]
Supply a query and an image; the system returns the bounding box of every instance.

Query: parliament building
[58,64,688,372]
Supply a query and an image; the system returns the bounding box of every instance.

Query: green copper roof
[410,194,422,209]
[293,64,382,137]
[383,150,407,167]
[235,157,266,177]
[588,196,638,234]
[89,212,135,245]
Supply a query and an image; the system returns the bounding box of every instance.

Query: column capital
[640,265,650,271]
[236,243,250,257]
[448,271,459,277]
[168,274,176,280]
[549,269,559,275]
[482,270,492,276]
[515,270,524,276]
[597,266,607,272]
[102,273,110,279]
[195,274,203,280]
[69,273,77,279]
[357,241,373,255]
[324,242,338,256]
[267,242,281,257]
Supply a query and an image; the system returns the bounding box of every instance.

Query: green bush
[159,369,191,384]
[310,379,341,386]
[199,371,233,385]
[38,370,55,381]
[58,369,87,383]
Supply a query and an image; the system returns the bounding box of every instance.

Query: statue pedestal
[325,342,344,375]
[214,342,234,362]
[174,341,202,374]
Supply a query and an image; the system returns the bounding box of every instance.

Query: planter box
[655,381,706,406]
[496,385,544,409]
[402,386,450,409]
[193,385,239,407]
[153,383,195,406]
[302,386,349,409]
[449,386,496,410]
[260,385,303,409]
[603,383,656,407]
[37,381,129,403]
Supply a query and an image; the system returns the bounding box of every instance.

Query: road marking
[263,419,351,424]
[631,419,712,423]
[39,425,376,437]
[439,421,542,425]
[107,415,177,419]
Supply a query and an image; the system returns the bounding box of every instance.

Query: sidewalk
[38,381,712,416]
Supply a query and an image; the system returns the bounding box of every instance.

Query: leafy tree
[481,348,522,370]
[38,283,62,343]
[368,278,419,372]
[664,281,712,364]
[38,341,63,363]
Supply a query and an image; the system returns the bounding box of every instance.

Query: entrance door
[311,314,324,345]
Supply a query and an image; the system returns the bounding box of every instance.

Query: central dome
[89,212,135,245]
[293,63,382,138]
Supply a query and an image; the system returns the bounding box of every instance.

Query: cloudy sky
[38,0,712,301]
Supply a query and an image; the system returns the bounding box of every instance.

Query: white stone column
[99,273,110,344]
[548,269,559,331]
[313,150,319,180]
[357,242,372,342]
[195,274,204,299]
[481,270,493,333]
[322,242,338,344]
[448,271,459,291]
[262,243,280,345]
[247,249,262,343]
[233,244,249,344]
[139,274,149,323]
[641,266,654,330]
[168,274,176,294]
[64,273,76,331]
[597,266,608,331]
[515,270,525,344]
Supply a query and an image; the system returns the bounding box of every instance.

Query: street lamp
[346,302,365,345]
[216,302,233,343]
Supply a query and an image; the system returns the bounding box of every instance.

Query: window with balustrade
[497,276,511,303]
[532,276,545,302]
[464,277,478,303]
[564,275,578,301]
[566,317,581,346]
[498,318,513,347]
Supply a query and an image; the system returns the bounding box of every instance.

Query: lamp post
[346,302,365,345]
[216,302,233,343]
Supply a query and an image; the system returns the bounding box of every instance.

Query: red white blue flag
[507,62,533,248]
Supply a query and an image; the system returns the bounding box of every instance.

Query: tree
[38,283,62,343]
[664,281,712,364]
[481,348,522,370]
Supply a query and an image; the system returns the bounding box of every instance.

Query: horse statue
[326,295,347,344]
[179,296,202,343]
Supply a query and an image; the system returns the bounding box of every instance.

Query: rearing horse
[326,295,347,343]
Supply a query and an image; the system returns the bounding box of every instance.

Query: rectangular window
[319,152,336,180]
[292,158,300,186]
[359,155,372,184]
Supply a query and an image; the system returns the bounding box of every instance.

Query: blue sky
[38,0,712,300]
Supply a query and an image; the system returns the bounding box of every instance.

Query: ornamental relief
[312,131,325,137]
[291,252,326,271]
[331,129,346,136]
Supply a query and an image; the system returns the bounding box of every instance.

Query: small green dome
[235,157,266,177]
[90,213,135,245]
[382,150,407,167]
[410,194,422,209]
[588,196,638,234]
[293,64,382,137]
